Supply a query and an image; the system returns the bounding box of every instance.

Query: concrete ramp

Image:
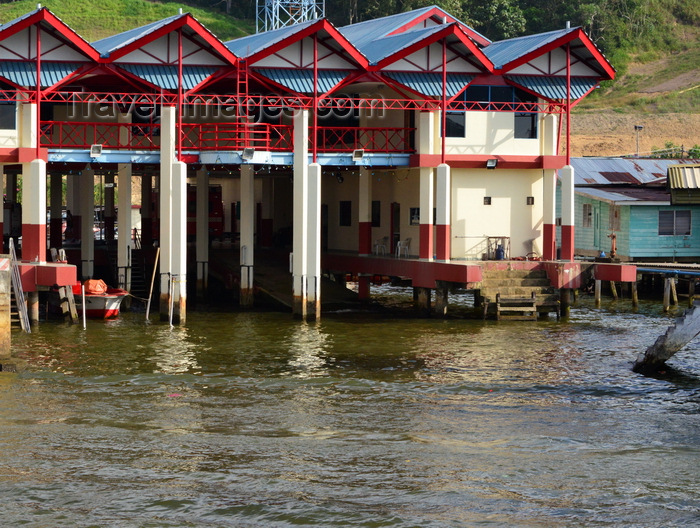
[634,303,700,372]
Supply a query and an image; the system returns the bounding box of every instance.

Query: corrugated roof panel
[92,15,181,57]
[254,68,349,94]
[339,7,439,50]
[667,164,700,189]
[384,71,474,97]
[361,25,444,64]
[0,61,82,88]
[571,158,700,186]
[226,19,318,58]
[484,28,574,69]
[119,64,217,90]
[507,75,598,101]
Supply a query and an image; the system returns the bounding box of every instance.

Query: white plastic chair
[374,236,388,255]
[396,237,411,258]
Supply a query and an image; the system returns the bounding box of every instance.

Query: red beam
[410,154,567,169]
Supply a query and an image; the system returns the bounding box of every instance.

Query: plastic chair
[396,237,411,258]
[374,236,388,255]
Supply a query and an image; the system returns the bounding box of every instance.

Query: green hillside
[0,0,253,42]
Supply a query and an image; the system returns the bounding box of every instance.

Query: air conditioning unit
[90,144,103,158]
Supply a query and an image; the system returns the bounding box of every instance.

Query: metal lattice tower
[256,0,325,33]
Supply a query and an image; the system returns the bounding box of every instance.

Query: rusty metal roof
[571,157,700,186]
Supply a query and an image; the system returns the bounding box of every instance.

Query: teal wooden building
[558,158,700,262]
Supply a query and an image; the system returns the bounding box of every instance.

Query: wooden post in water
[560,288,572,318]
[594,280,602,306]
[609,281,618,300]
[663,278,671,312]
[689,280,696,308]
[670,278,678,306]
[631,281,639,308]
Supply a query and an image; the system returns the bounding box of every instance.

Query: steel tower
[256,0,325,32]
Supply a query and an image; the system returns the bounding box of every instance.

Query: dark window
[445,112,465,138]
[514,88,537,139]
[526,196,535,205]
[659,210,691,235]
[339,201,352,227]
[483,197,491,205]
[0,102,16,129]
[582,203,592,228]
[409,207,420,225]
[371,200,381,227]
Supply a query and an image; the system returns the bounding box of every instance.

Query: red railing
[39,121,415,154]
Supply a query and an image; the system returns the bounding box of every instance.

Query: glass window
[371,200,381,227]
[0,102,16,129]
[445,112,465,138]
[582,204,592,228]
[659,210,691,235]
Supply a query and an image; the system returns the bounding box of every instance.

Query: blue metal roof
[484,28,575,69]
[92,15,181,58]
[225,19,318,58]
[507,75,598,101]
[119,64,217,91]
[361,25,444,64]
[254,68,349,93]
[0,8,40,33]
[0,61,82,88]
[384,71,475,97]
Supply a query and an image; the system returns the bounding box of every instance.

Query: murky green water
[2,294,700,527]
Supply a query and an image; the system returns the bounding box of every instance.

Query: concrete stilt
[358,276,370,300]
[159,106,176,320]
[306,163,322,318]
[632,281,639,308]
[240,164,255,307]
[292,109,309,318]
[434,281,448,316]
[415,287,431,316]
[171,161,188,324]
[560,288,572,318]
[27,291,39,324]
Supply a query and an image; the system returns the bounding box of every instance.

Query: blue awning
[119,64,218,91]
[384,71,475,98]
[254,68,350,94]
[0,61,82,88]
[506,75,599,101]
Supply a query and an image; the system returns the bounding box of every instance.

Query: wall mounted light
[336,174,344,183]
[241,147,255,160]
[352,149,364,161]
[486,158,498,169]
[90,144,103,158]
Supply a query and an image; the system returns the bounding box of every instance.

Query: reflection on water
[2,299,700,527]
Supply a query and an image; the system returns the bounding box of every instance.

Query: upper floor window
[0,102,16,129]
[659,210,691,236]
[444,85,538,139]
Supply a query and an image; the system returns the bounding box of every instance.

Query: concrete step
[481,269,548,279]
[480,278,551,287]
[480,286,556,298]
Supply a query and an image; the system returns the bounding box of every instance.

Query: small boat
[73,279,129,319]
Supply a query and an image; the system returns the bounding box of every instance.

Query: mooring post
[594,279,602,306]
[689,279,695,308]
[663,278,671,312]
[609,281,618,300]
[670,278,678,306]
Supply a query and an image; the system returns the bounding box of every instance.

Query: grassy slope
[0,0,253,42]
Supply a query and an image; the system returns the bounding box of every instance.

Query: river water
[2,293,699,527]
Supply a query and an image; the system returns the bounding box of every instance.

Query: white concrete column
[104,172,115,241]
[21,159,47,263]
[159,105,176,318]
[171,160,187,323]
[307,162,322,318]
[436,163,451,261]
[240,164,255,306]
[195,166,209,297]
[543,170,556,260]
[419,167,434,260]
[560,165,575,261]
[418,111,436,154]
[358,167,372,255]
[292,109,309,318]
[117,164,132,290]
[80,167,95,278]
